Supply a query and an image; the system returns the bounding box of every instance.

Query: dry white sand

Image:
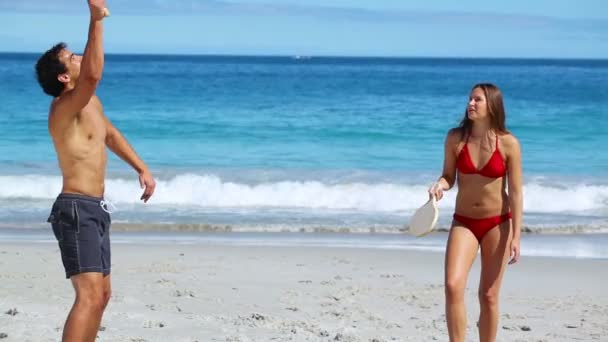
[0,240,606,341]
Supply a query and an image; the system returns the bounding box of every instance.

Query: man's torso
[49,95,108,197]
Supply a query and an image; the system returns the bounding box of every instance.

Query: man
[35,1,156,340]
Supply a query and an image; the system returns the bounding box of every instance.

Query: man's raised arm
[56,0,107,113]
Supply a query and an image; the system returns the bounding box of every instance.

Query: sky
[0,0,607,58]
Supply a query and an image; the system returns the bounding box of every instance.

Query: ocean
[1,53,607,239]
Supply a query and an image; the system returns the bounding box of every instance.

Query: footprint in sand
[333,257,351,264]
[4,308,18,316]
[143,320,166,328]
[173,289,196,297]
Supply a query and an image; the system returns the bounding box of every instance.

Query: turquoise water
[1,54,607,231]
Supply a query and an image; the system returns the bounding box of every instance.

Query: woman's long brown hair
[459,83,509,139]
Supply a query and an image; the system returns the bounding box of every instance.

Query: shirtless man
[35,1,155,340]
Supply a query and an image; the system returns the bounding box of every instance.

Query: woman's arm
[506,134,523,263]
[430,129,459,200]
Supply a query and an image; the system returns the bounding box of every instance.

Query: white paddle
[408,195,439,237]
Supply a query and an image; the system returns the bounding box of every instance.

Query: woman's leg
[478,219,512,342]
[445,223,480,342]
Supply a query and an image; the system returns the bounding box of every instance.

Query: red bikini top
[456,134,506,178]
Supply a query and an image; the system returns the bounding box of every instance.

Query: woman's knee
[478,287,500,307]
[445,277,466,301]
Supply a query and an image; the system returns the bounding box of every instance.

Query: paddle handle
[428,181,443,204]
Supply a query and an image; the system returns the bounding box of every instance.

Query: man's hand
[88,0,108,21]
[138,170,156,203]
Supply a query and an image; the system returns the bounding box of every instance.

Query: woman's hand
[508,237,521,265]
[428,182,444,201]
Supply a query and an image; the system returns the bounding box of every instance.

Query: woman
[429,83,523,342]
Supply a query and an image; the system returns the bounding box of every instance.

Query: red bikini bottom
[453,212,512,242]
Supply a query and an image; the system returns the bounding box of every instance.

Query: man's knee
[102,289,112,309]
[76,289,106,312]
[72,275,107,312]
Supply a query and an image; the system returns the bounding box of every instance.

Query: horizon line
[1,50,607,61]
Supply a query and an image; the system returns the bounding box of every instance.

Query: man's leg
[102,274,112,310]
[100,211,112,312]
[63,272,106,342]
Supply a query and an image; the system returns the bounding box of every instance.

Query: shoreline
[1,228,607,260]
[1,221,608,234]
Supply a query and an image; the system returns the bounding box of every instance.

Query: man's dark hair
[35,42,68,97]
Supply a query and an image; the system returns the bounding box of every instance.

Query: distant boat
[291,55,312,60]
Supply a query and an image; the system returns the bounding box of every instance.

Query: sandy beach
[0,236,606,341]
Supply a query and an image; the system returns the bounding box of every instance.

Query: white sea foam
[0,174,606,214]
